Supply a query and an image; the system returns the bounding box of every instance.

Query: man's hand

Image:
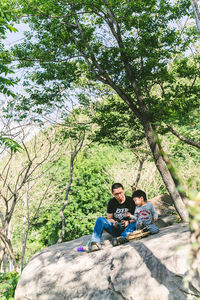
[154,217,158,222]
[121,220,129,227]
[114,222,120,228]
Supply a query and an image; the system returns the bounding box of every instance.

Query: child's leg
[136,221,144,230]
[147,223,159,234]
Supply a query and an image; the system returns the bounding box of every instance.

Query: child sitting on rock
[126,189,159,234]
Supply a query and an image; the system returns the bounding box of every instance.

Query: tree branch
[57,130,86,243]
[0,229,19,271]
[131,150,151,192]
[170,126,200,149]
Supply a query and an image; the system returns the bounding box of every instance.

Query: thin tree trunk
[57,131,85,243]
[189,194,200,291]
[131,151,150,193]
[0,245,6,271]
[0,230,19,271]
[21,183,30,272]
[190,0,200,34]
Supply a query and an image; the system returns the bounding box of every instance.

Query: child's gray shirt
[131,202,158,225]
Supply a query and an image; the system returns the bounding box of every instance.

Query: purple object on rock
[76,246,87,252]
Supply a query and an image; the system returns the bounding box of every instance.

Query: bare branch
[170,126,200,149]
[57,130,86,243]
[0,229,19,271]
[131,150,151,192]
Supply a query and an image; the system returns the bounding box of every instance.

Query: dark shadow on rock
[130,241,200,300]
[15,224,199,300]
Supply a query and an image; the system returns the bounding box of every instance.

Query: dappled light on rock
[15,224,199,300]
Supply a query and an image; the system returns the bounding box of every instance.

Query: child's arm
[125,212,136,220]
[150,203,158,221]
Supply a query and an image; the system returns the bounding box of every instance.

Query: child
[126,189,159,234]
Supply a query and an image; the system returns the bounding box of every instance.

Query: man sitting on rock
[88,183,137,252]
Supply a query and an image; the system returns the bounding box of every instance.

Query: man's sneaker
[112,236,128,247]
[88,241,102,252]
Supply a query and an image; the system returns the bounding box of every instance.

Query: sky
[4,22,29,49]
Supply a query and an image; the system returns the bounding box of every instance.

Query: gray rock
[149,194,180,228]
[15,224,200,300]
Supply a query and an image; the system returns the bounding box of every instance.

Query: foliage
[0,136,23,152]
[0,0,18,96]
[0,271,19,300]
[8,0,199,125]
[7,1,199,223]
[29,145,115,246]
[88,94,145,148]
[0,117,198,269]
[1,0,199,283]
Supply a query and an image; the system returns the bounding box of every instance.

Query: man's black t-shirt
[107,196,136,222]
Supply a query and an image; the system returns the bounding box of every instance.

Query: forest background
[0,0,200,299]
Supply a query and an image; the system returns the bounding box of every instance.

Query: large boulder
[15,224,200,300]
[149,194,179,228]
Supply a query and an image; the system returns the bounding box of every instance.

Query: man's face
[112,187,125,204]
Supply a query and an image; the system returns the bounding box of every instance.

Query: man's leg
[90,217,115,243]
[120,221,137,238]
[112,222,137,246]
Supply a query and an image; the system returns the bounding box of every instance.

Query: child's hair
[132,190,147,202]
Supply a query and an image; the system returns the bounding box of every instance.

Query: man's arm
[107,213,131,228]
[107,213,116,224]
[107,213,121,228]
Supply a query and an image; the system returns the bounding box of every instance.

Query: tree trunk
[57,131,85,243]
[131,151,150,193]
[0,229,19,271]
[0,245,6,271]
[188,194,200,291]
[142,120,188,222]
[190,0,200,35]
[128,80,189,222]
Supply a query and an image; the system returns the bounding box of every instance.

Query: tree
[11,0,200,221]
[87,93,151,191]
[0,0,22,157]
[0,124,59,271]
[0,1,17,96]
[190,0,200,34]
[56,116,87,243]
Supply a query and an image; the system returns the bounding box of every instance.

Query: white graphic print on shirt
[114,208,129,220]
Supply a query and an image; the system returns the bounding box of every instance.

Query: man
[88,183,136,252]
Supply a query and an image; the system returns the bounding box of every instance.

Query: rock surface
[15,224,200,300]
[149,194,178,228]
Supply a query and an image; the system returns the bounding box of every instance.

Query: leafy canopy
[10,0,199,127]
[0,0,18,96]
